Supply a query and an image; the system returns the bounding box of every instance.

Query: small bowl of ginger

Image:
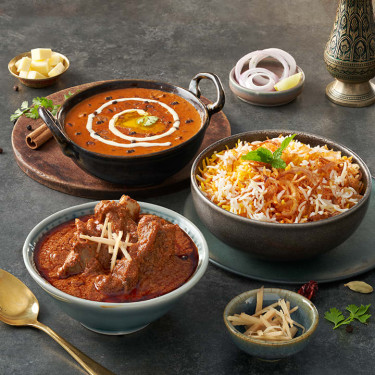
[8,48,69,88]
[223,287,319,361]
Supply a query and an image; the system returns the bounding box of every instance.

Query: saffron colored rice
[197,136,364,224]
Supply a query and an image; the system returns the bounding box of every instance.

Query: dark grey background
[1,1,374,374]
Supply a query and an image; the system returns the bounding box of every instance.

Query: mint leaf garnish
[241,134,296,170]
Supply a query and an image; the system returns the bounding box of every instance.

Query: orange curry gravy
[64,88,202,156]
[34,196,199,303]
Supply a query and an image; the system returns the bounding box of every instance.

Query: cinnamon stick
[26,124,53,149]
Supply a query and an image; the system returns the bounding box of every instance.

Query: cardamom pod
[344,281,373,294]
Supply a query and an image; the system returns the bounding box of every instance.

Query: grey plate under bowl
[183,179,375,284]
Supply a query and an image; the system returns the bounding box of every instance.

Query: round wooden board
[12,81,231,199]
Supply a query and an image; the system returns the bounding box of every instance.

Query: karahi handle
[189,72,225,117]
[38,106,77,159]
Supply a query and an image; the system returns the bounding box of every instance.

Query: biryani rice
[197,135,363,224]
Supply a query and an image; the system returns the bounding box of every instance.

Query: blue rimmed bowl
[223,288,319,360]
[23,200,209,335]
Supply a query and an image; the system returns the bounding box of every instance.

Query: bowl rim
[54,79,211,160]
[223,288,319,347]
[190,129,372,228]
[23,200,209,309]
[229,65,305,96]
[8,51,70,81]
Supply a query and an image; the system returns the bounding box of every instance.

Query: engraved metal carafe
[324,0,375,107]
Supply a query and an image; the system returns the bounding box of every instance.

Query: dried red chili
[298,280,318,300]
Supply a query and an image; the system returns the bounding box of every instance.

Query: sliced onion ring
[234,48,297,92]
[240,68,278,91]
[235,51,259,85]
[249,48,296,80]
[240,68,279,87]
[249,51,289,81]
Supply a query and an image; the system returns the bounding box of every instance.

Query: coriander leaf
[271,158,287,169]
[324,308,346,328]
[25,107,40,119]
[50,104,61,116]
[137,117,145,125]
[273,134,296,159]
[137,116,159,127]
[10,96,61,123]
[356,314,371,324]
[346,304,360,316]
[356,304,371,316]
[10,109,25,122]
[64,91,74,100]
[33,97,54,109]
[32,97,43,107]
[326,304,371,330]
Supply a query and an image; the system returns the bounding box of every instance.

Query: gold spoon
[0,269,115,375]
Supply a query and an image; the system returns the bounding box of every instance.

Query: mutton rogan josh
[34,196,199,302]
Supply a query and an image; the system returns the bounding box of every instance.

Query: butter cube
[49,52,62,67]
[16,57,32,72]
[19,70,28,78]
[28,70,47,79]
[31,48,52,61]
[48,62,65,77]
[31,59,50,75]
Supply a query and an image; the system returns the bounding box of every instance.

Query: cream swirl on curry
[64,88,202,156]
[87,98,180,148]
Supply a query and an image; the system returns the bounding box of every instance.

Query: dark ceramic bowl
[223,288,319,360]
[191,130,372,261]
[38,73,225,185]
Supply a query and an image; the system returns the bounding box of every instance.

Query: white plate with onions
[229,48,305,106]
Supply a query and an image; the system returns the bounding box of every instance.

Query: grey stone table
[1,1,374,374]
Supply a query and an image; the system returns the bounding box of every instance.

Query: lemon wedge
[274,72,302,91]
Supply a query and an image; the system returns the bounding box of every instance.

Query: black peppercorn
[26,125,32,131]
[13,85,19,91]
